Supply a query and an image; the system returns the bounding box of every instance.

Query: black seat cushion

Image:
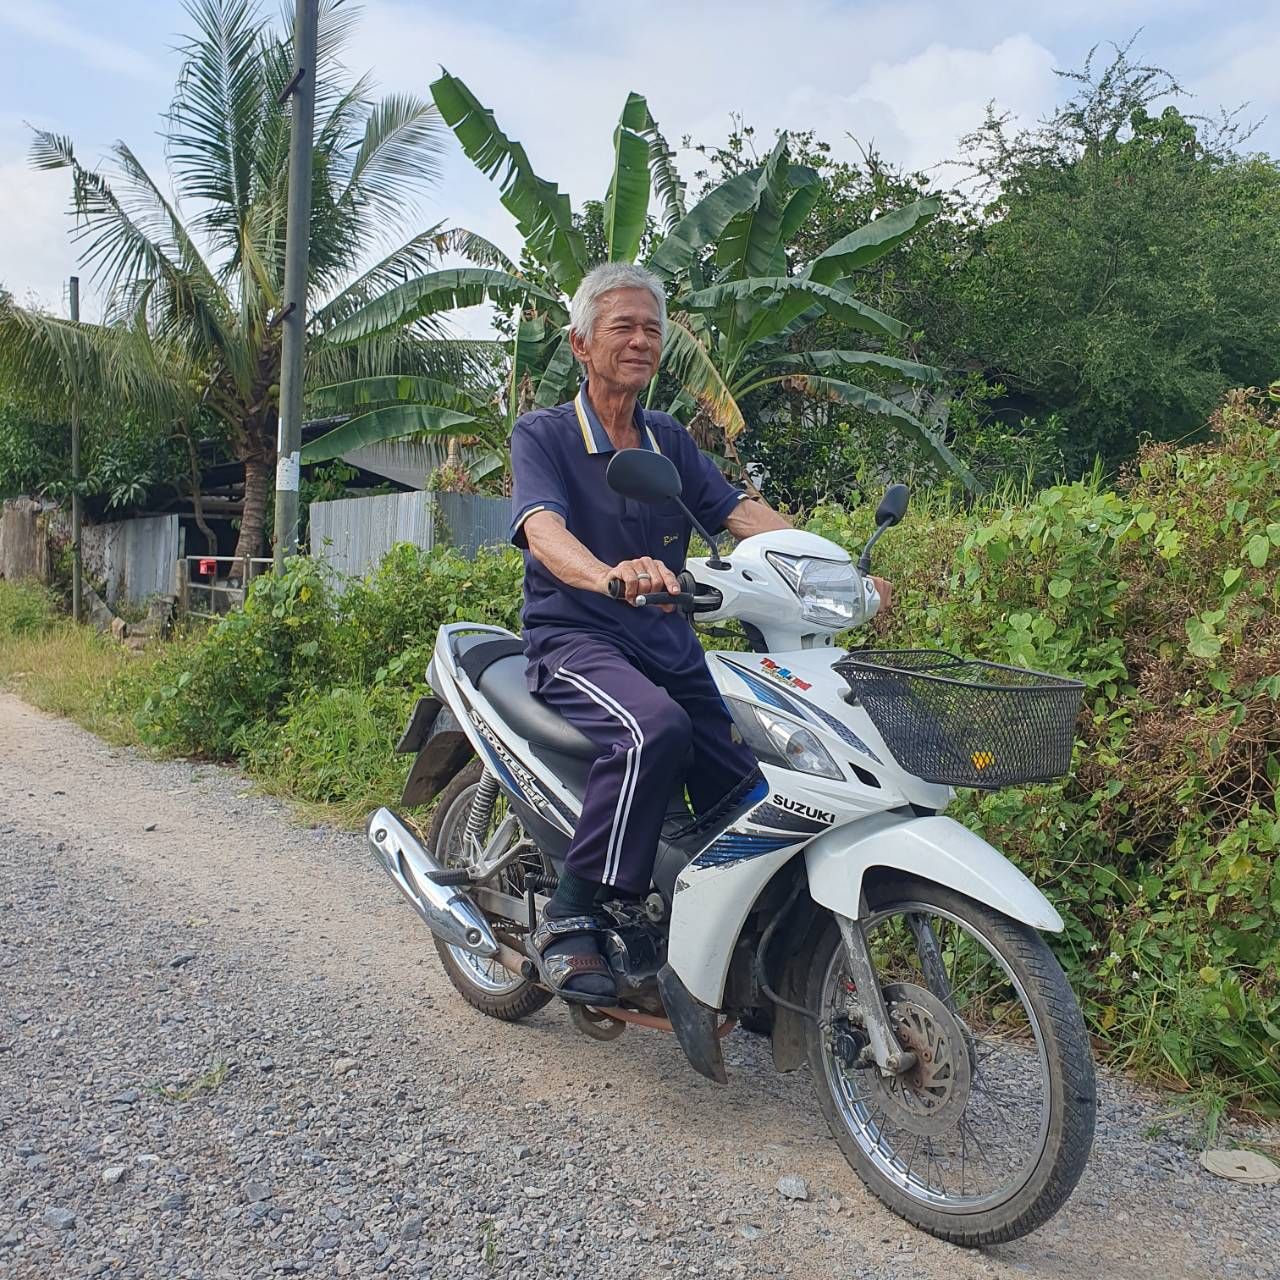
[477,654,600,759]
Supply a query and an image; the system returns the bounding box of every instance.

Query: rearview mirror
[874,483,909,528]
[606,448,683,504]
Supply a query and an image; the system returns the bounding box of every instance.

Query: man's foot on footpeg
[530,870,617,1004]
[530,909,617,1003]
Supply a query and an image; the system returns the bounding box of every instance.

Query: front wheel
[804,876,1095,1245]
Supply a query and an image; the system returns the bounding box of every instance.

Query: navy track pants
[530,634,758,894]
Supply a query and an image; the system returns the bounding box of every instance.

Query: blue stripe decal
[799,699,884,765]
[719,657,883,765]
[692,831,799,868]
[719,659,802,713]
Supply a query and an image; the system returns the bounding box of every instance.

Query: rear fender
[399,702,475,809]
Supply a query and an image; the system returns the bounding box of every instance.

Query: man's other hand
[872,576,893,612]
[600,557,682,612]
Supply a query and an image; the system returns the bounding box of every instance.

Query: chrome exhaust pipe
[366,807,499,957]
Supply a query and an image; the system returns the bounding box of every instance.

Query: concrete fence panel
[0,499,53,585]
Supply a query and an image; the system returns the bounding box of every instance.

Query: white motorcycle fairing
[661,640,1063,1007]
[418,616,1063,1012]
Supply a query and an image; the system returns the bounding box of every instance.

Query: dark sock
[595,884,643,905]
[542,870,615,1000]
[547,868,601,919]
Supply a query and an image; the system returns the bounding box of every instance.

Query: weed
[149,1060,230,1103]
[479,1220,497,1269]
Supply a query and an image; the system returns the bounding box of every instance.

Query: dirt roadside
[1,691,1274,1279]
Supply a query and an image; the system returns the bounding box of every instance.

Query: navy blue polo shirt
[510,381,748,669]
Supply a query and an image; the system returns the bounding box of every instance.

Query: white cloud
[0,160,94,316]
[0,0,168,84]
[838,36,1059,172]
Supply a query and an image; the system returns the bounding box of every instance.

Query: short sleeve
[509,417,570,548]
[670,425,748,534]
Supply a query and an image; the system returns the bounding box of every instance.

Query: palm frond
[339,93,445,227]
[427,226,518,273]
[166,0,268,255]
[0,302,196,426]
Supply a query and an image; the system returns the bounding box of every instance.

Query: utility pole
[272,0,318,568]
[69,276,82,623]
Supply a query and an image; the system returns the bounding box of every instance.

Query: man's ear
[568,327,589,366]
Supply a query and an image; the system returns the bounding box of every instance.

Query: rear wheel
[804,876,1095,1245]
[426,761,552,1021]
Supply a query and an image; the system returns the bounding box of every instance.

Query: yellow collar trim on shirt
[574,384,661,455]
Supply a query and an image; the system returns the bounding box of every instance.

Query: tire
[803,875,1095,1245]
[426,761,553,1022]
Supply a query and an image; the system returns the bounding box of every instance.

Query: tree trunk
[233,451,272,565]
[179,425,218,555]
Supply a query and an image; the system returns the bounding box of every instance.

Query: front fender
[804,814,1063,932]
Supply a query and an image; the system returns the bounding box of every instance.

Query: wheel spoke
[818,900,1056,1215]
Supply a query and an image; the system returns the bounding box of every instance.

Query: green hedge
[110,393,1277,1108]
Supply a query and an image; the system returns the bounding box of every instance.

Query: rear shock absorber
[463,770,500,851]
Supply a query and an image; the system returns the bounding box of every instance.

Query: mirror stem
[679,499,727,569]
[857,520,892,575]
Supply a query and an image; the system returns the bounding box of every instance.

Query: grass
[0,582,149,744]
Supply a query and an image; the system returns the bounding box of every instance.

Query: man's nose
[627,327,648,347]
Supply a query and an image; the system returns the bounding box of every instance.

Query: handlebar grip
[634,591,691,607]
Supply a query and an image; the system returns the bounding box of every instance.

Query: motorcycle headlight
[766,553,868,628]
[725,697,842,779]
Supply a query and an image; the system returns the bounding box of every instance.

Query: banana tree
[326,73,975,489]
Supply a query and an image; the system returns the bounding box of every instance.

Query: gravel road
[1,691,1277,1280]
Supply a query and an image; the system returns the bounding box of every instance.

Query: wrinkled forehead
[594,287,662,326]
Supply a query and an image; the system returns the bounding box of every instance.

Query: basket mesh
[833,649,1084,789]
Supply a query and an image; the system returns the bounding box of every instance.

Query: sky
[2,0,1279,327]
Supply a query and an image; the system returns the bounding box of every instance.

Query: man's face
[571,288,663,394]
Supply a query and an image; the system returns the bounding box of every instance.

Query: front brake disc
[868,981,973,1137]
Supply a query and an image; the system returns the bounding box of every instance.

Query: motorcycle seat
[453,633,598,760]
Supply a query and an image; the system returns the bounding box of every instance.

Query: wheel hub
[869,982,972,1137]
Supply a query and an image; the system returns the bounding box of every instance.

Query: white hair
[568,262,667,345]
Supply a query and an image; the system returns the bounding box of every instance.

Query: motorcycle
[368,448,1096,1245]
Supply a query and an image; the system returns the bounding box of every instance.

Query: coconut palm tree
[0,0,499,559]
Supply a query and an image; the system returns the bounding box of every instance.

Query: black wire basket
[833,649,1085,789]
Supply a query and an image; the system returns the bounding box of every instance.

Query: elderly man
[510,263,886,1002]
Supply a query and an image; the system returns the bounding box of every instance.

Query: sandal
[527,912,618,1006]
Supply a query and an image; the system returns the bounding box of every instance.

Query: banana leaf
[804,197,940,286]
[604,93,652,263]
[326,268,561,345]
[789,373,978,491]
[431,71,588,294]
[301,404,480,463]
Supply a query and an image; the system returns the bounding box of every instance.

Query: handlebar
[607,574,722,613]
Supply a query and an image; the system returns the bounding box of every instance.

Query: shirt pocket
[652,504,690,565]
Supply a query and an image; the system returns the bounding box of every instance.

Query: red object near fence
[198,558,217,575]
